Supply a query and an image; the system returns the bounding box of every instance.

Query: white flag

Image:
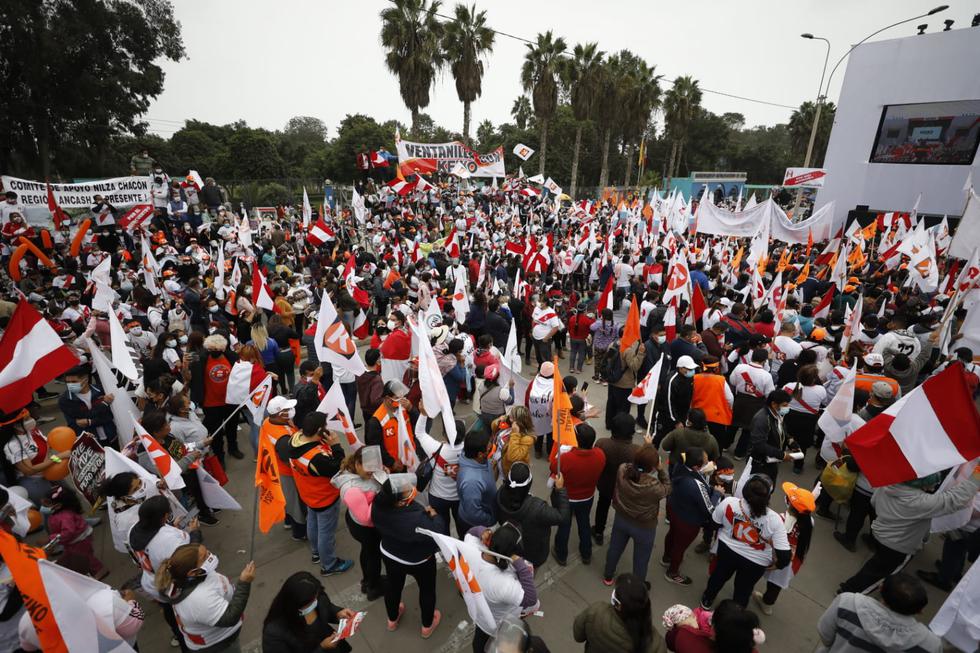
[629,354,663,405]
[0,482,33,537]
[225,361,256,405]
[140,233,161,296]
[396,407,420,472]
[104,447,186,552]
[302,186,312,229]
[411,320,458,444]
[351,186,368,224]
[543,177,562,196]
[87,338,138,444]
[452,270,470,324]
[243,374,274,423]
[512,143,535,161]
[314,292,367,376]
[316,381,364,450]
[238,211,253,249]
[817,363,863,462]
[527,173,545,185]
[450,162,472,179]
[107,309,138,381]
[36,559,136,652]
[419,529,497,635]
[195,465,242,510]
[214,243,226,300]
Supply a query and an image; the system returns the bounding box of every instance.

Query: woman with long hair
[574,573,666,653]
[501,405,536,477]
[699,476,791,610]
[262,571,357,652]
[602,446,671,585]
[153,330,185,375]
[155,543,256,652]
[589,308,620,384]
[781,364,827,473]
[331,446,386,601]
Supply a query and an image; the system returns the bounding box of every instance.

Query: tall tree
[788,100,836,166]
[520,31,567,175]
[618,54,661,186]
[511,95,532,130]
[562,42,604,198]
[442,4,494,144]
[0,0,185,178]
[379,0,445,137]
[476,119,496,148]
[594,53,629,188]
[663,75,702,183]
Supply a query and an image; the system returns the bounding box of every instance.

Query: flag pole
[248,480,260,559]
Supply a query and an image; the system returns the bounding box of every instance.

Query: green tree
[511,95,532,130]
[520,31,567,175]
[594,53,629,188]
[618,53,661,186]
[278,116,329,177]
[379,0,445,137]
[476,119,496,149]
[442,4,494,144]
[0,0,184,178]
[663,75,702,183]
[562,42,603,198]
[788,100,836,167]
[324,114,400,183]
[228,130,284,179]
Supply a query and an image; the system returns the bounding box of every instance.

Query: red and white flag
[0,299,79,412]
[136,422,185,489]
[420,529,498,635]
[46,181,69,230]
[629,354,663,405]
[840,294,863,351]
[955,248,980,293]
[598,275,615,312]
[846,364,980,486]
[664,304,677,342]
[370,151,389,168]
[251,261,275,311]
[307,218,335,247]
[452,270,470,323]
[813,285,835,319]
[185,170,205,191]
[116,203,153,232]
[387,177,415,196]
[314,292,367,376]
[316,381,363,450]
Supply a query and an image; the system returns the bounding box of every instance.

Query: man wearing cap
[855,353,901,399]
[58,364,117,449]
[288,412,353,576]
[655,355,698,446]
[364,380,413,472]
[263,396,306,541]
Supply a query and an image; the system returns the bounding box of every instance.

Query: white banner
[396,139,505,178]
[1,175,151,208]
[782,167,826,188]
[696,197,839,244]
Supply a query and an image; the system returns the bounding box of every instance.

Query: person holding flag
[550,423,606,566]
[287,412,354,577]
[192,334,242,465]
[364,380,414,472]
[260,396,304,541]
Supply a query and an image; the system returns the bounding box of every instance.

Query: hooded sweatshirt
[871,475,979,554]
[816,592,942,653]
[496,485,570,567]
[611,463,671,529]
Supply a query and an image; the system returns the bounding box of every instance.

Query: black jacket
[58,385,117,447]
[667,464,719,528]
[485,309,512,350]
[661,372,694,426]
[496,486,569,568]
[749,407,792,463]
[261,591,352,653]
[371,501,444,564]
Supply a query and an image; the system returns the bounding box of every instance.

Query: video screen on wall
[869,100,980,165]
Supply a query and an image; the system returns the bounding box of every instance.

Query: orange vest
[260,420,294,477]
[289,441,340,509]
[373,404,410,463]
[692,373,734,426]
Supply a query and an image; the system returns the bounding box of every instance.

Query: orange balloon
[42,459,69,482]
[46,426,76,453]
[27,508,42,533]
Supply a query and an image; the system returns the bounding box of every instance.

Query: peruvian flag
[184,170,205,191]
[598,275,615,312]
[813,285,836,319]
[0,299,80,412]
[878,240,903,270]
[136,422,186,489]
[370,151,389,168]
[445,226,461,258]
[664,304,677,342]
[845,364,980,487]
[519,187,539,198]
[117,204,154,232]
[387,177,415,196]
[342,253,371,308]
[352,309,370,339]
[251,261,276,311]
[307,218,335,247]
[46,181,69,230]
[415,174,434,192]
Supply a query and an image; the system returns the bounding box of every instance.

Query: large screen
[869,100,980,165]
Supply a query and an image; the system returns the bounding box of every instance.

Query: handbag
[819,456,857,504]
[415,444,443,493]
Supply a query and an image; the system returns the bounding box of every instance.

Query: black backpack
[602,343,625,383]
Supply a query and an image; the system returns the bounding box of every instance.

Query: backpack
[602,343,625,383]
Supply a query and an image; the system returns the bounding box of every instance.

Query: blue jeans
[308,500,341,570]
[554,497,593,562]
[569,339,587,371]
[603,513,657,581]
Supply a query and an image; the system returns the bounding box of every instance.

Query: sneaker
[694,541,709,554]
[591,530,604,546]
[752,591,774,616]
[170,637,180,648]
[833,531,857,553]
[387,602,405,631]
[582,556,591,565]
[664,572,692,585]
[659,558,670,568]
[228,449,245,460]
[290,534,308,542]
[198,513,219,526]
[915,570,953,592]
[699,598,713,611]
[733,454,746,461]
[36,415,57,423]
[320,559,354,576]
[282,522,292,530]
[602,577,614,586]
[420,610,442,639]
[365,584,385,602]
[311,553,320,565]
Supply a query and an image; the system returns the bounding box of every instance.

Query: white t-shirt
[530,306,562,341]
[463,534,525,634]
[172,572,242,650]
[130,524,190,601]
[730,363,774,398]
[782,383,828,415]
[417,416,461,502]
[614,262,633,288]
[769,335,802,376]
[713,497,790,567]
[2,432,39,469]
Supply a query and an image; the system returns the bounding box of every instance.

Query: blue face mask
[778,406,790,416]
[682,369,696,378]
[298,599,318,616]
[40,505,54,515]
[66,382,83,394]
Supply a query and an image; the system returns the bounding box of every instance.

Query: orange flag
[860,220,877,241]
[620,296,641,352]
[806,229,814,259]
[0,531,65,652]
[551,356,577,457]
[731,246,744,272]
[255,432,286,533]
[775,249,790,273]
[796,261,811,285]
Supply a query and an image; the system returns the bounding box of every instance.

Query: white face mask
[286,408,296,420]
[131,327,143,337]
[700,461,717,476]
[21,418,36,432]
[179,335,188,344]
[298,599,318,616]
[656,335,667,344]
[166,339,177,348]
[200,552,219,574]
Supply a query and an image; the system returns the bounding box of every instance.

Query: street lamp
[791,6,949,219]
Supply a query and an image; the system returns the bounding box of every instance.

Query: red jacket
[567,313,595,340]
[550,448,606,501]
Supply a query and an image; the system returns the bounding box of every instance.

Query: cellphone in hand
[581,381,589,393]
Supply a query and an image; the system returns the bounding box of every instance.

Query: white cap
[676,355,698,370]
[266,396,297,415]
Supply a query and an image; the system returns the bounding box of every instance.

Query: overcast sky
[145,0,976,140]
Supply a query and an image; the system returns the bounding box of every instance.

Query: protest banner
[1,175,152,209]
[395,139,505,178]
[782,167,827,188]
[69,433,105,506]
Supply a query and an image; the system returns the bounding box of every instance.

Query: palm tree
[441,4,495,144]
[594,53,629,188]
[379,0,445,137]
[562,42,603,198]
[663,75,702,184]
[511,95,532,130]
[520,31,567,175]
[476,118,495,148]
[789,100,836,166]
[618,54,661,186]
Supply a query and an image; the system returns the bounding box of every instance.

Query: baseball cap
[781,482,816,514]
[863,353,884,368]
[676,355,697,370]
[267,396,297,415]
[871,381,895,402]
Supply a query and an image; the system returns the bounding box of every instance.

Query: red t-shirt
[549,448,606,501]
[203,355,232,407]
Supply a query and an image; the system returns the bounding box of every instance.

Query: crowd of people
[0,156,978,653]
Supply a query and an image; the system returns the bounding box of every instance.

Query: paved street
[30,352,953,653]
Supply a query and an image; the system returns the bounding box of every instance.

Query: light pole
[791,5,949,219]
